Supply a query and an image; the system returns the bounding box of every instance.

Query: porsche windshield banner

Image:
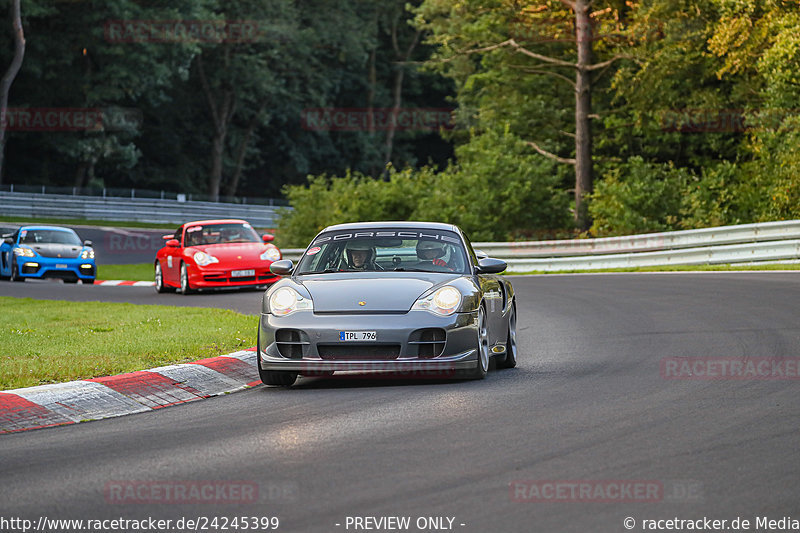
[311,230,462,246]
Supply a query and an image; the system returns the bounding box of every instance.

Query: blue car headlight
[13,247,35,258]
[80,249,95,260]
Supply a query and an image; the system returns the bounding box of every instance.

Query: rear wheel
[498,304,517,369]
[155,262,174,293]
[83,278,97,285]
[180,262,194,295]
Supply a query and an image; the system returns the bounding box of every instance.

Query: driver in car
[343,241,378,271]
[416,240,452,270]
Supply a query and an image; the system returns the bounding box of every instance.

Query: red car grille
[201,272,277,283]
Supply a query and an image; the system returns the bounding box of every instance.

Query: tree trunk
[0,0,26,185]
[384,66,405,170]
[384,14,421,172]
[196,53,236,202]
[224,102,265,199]
[573,0,594,230]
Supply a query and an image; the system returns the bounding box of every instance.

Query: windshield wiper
[392,267,431,272]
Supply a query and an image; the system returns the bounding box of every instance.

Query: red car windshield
[184,223,260,246]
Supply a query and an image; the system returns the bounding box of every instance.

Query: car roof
[183,219,249,227]
[322,221,460,233]
[18,225,77,232]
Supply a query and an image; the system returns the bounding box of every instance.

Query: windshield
[184,223,260,246]
[19,229,81,246]
[296,229,469,275]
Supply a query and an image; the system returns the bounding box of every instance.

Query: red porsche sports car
[154,219,282,294]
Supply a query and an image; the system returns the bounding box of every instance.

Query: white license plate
[339,331,377,341]
[56,264,68,269]
[231,269,255,277]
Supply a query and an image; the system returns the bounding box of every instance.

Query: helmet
[344,240,374,268]
[416,240,445,260]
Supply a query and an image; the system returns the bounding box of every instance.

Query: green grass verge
[97,263,154,281]
[0,215,176,230]
[508,263,800,275]
[0,297,257,390]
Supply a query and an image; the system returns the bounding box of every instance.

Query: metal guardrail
[473,220,800,257]
[281,220,800,271]
[0,191,285,228]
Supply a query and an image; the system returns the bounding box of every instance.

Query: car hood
[297,272,460,313]
[25,243,82,259]
[190,243,270,262]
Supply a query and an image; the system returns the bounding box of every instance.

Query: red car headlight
[193,251,219,266]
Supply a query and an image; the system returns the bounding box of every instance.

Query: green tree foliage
[0,0,453,198]
[277,166,436,247]
[588,156,691,236]
[278,127,569,246]
[412,127,569,240]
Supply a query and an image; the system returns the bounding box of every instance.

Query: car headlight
[80,249,95,260]
[260,245,281,262]
[193,251,219,266]
[268,287,313,316]
[13,247,35,257]
[412,286,463,316]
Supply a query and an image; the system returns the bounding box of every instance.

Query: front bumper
[258,310,479,374]
[16,257,95,280]
[189,266,279,288]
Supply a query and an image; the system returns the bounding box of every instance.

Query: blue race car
[0,226,96,283]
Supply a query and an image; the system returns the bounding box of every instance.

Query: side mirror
[4,237,13,245]
[262,234,275,243]
[475,257,507,274]
[166,239,180,248]
[83,240,93,247]
[270,259,293,276]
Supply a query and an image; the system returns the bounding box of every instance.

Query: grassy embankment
[0,297,257,390]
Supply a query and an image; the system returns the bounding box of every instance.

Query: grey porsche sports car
[256,221,517,386]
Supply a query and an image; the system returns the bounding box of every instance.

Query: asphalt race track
[0,279,264,315]
[1,272,799,533]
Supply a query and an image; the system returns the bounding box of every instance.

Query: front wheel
[257,340,298,386]
[180,262,195,295]
[460,306,489,380]
[10,257,24,282]
[498,304,517,369]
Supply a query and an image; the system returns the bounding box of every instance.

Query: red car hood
[188,243,273,263]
